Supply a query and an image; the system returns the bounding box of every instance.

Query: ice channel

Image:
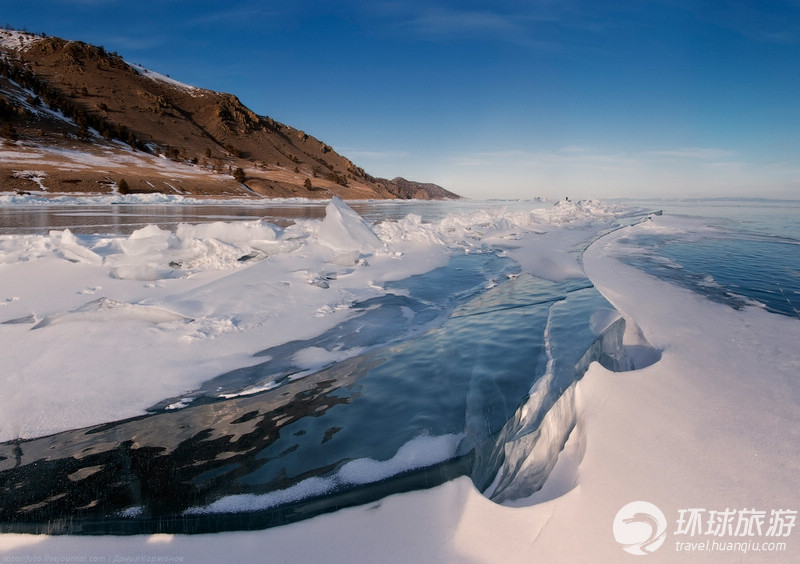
[0,252,638,535]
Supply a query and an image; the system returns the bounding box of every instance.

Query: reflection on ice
[615,223,800,318]
[0,196,660,535]
[0,271,638,534]
[154,250,518,407]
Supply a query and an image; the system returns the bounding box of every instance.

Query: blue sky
[4,1,800,199]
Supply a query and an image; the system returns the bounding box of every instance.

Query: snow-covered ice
[1,196,798,562]
[0,197,623,442]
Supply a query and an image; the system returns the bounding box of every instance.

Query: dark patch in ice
[322,427,342,444]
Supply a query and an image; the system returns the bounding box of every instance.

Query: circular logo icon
[613,501,668,555]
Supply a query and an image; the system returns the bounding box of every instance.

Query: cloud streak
[429,145,799,199]
[183,4,285,30]
[688,1,800,45]
[340,148,411,161]
[407,8,524,40]
[642,148,737,160]
[369,2,565,47]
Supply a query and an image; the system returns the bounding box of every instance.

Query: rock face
[379,177,460,200]
[0,29,459,200]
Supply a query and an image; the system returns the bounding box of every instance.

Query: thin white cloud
[184,5,285,30]
[342,148,411,161]
[368,2,564,47]
[644,148,737,160]
[687,1,800,45]
[559,145,596,154]
[431,144,797,200]
[449,148,641,173]
[409,8,524,39]
[57,0,122,4]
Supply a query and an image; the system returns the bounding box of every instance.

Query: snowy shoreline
[0,191,472,207]
[1,200,797,561]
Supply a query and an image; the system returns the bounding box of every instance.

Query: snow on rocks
[0,29,43,51]
[129,63,200,93]
[11,170,49,191]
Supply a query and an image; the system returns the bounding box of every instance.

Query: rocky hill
[0,29,459,200]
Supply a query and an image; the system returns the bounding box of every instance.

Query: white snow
[11,171,48,192]
[2,199,612,440]
[0,143,235,197]
[0,199,798,562]
[129,63,201,93]
[185,432,463,515]
[0,29,42,51]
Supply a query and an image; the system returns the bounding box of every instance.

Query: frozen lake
[615,199,800,318]
[1,195,797,541]
[0,199,541,236]
[0,196,649,533]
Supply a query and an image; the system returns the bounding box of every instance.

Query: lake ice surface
[1,195,798,561]
[0,196,652,532]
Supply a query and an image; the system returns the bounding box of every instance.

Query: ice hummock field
[1,196,799,562]
[0,196,622,442]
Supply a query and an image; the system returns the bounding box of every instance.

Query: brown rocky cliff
[0,30,458,200]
